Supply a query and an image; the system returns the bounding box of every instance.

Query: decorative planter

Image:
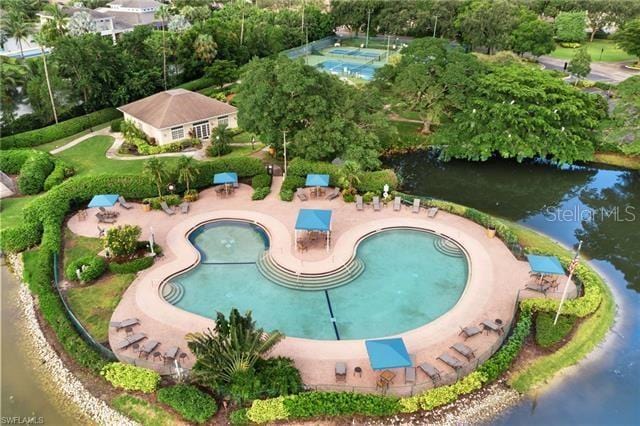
[142,203,151,212]
[486,227,496,239]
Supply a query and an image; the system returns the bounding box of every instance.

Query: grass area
[593,152,640,170]
[63,228,103,269]
[55,135,180,177]
[507,225,616,393]
[112,394,180,426]
[549,39,635,62]
[0,195,38,230]
[34,122,111,153]
[535,312,577,348]
[226,143,265,157]
[66,273,136,342]
[232,130,258,144]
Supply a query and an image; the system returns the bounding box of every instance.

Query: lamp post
[283,130,288,176]
[365,8,372,48]
[149,226,155,256]
[433,15,438,38]
[167,183,175,194]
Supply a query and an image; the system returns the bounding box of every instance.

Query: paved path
[538,56,639,83]
[49,127,111,154]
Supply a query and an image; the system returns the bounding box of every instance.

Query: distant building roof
[108,0,161,8]
[118,89,238,129]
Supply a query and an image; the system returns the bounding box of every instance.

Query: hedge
[110,118,123,132]
[0,108,122,149]
[0,149,32,173]
[17,153,54,195]
[157,384,218,424]
[108,256,154,274]
[100,362,160,393]
[44,159,74,191]
[64,255,107,283]
[251,174,271,189]
[252,187,271,200]
[175,76,216,91]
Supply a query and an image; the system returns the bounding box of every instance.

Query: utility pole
[283,130,288,177]
[433,15,438,38]
[366,8,372,48]
[240,1,245,46]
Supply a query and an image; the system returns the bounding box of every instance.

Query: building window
[171,126,184,140]
[192,121,210,139]
[217,116,229,127]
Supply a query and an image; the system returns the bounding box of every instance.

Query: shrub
[399,372,486,413]
[157,384,218,424]
[559,42,581,48]
[0,108,122,149]
[280,175,305,192]
[255,357,303,398]
[252,187,271,200]
[280,189,293,201]
[356,169,398,193]
[246,397,288,424]
[286,392,399,418]
[17,153,54,195]
[251,174,271,189]
[0,149,31,173]
[104,225,141,259]
[142,194,182,210]
[110,118,123,132]
[100,363,160,393]
[342,191,355,202]
[362,191,375,203]
[230,408,250,425]
[228,370,263,404]
[207,142,232,157]
[44,159,74,191]
[108,256,154,274]
[535,312,576,348]
[64,255,107,283]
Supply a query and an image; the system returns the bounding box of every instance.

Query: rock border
[6,253,137,426]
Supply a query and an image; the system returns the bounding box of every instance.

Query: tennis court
[317,59,377,81]
[327,48,383,61]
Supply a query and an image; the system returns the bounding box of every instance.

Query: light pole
[433,15,438,38]
[366,8,372,48]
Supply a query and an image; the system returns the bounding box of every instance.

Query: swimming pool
[167,221,469,340]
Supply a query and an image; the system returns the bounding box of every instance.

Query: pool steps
[256,252,366,291]
[162,281,185,304]
[433,237,464,258]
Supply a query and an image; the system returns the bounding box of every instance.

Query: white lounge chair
[393,196,401,211]
[356,195,364,211]
[296,188,308,201]
[373,196,381,211]
[160,201,175,215]
[427,207,439,218]
[412,198,420,213]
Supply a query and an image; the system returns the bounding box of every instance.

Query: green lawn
[66,273,136,343]
[232,130,258,144]
[0,195,38,230]
[549,39,635,62]
[63,228,103,269]
[34,122,111,153]
[112,394,180,426]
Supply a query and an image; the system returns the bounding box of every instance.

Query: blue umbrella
[213,172,238,185]
[305,174,330,187]
[88,194,119,208]
[365,338,412,370]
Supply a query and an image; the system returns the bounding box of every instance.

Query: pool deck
[67,181,576,395]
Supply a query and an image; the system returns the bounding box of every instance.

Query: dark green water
[386,152,640,425]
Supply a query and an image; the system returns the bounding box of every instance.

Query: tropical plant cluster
[0,108,121,149]
[120,137,202,156]
[156,384,218,424]
[100,362,161,393]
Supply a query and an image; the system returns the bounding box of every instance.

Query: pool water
[171,222,468,340]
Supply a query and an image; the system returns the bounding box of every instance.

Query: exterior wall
[123,112,238,146]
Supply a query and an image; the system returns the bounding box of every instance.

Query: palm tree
[186,309,283,387]
[155,5,171,90]
[43,3,68,39]
[2,11,34,59]
[340,160,362,193]
[193,34,217,64]
[211,124,232,157]
[33,32,58,124]
[143,157,166,199]
[176,155,200,193]
[0,56,28,124]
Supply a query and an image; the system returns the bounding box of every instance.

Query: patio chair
[214,185,226,196]
[98,207,119,218]
[393,196,401,211]
[118,196,133,209]
[296,188,308,201]
[356,195,364,211]
[180,202,189,214]
[458,325,482,340]
[405,366,416,384]
[326,187,340,200]
[480,320,504,335]
[525,281,550,294]
[110,318,139,330]
[373,196,381,211]
[160,201,175,215]
[418,362,441,384]
[427,207,439,218]
[115,333,146,350]
[412,198,421,213]
[296,239,308,252]
[97,226,105,237]
[450,342,475,361]
[96,213,117,224]
[335,362,347,382]
[138,340,160,359]
[163,346,180,364]
[437,353,465,370]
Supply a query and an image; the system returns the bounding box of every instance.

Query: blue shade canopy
[88,194,119,208]
[213,172,238,184]
[305,174,330,187]
[295,209,332,232]
[365,338,412,370]
[526,254,565,275]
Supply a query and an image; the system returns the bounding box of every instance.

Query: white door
[193,121,210,139]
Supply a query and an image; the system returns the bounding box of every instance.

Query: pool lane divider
[324,290,341,340]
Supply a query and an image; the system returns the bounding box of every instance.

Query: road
[538,55,639,83]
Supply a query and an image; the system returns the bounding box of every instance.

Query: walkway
[50,127,111,154]
[538,56,639,83]
[67,186,575,395]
